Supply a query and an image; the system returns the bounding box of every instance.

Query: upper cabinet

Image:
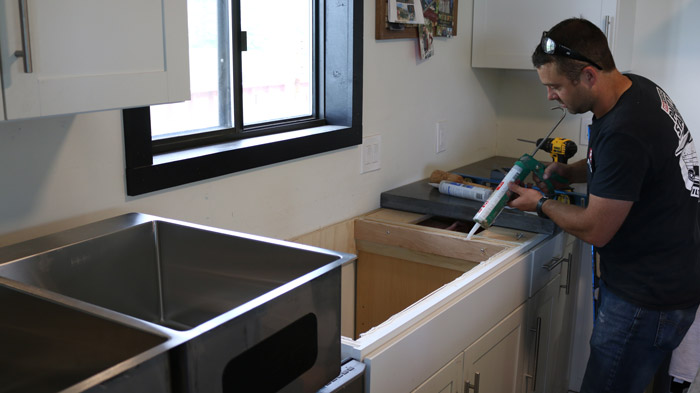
[0,0,190,121]
[471,0,636,71]
[601,0,636,72]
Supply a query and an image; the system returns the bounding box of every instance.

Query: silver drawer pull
[542,254,568,271]
[15,0,33,73]
[526,317,542,391]
[465,372,480,393]
[560,252,573,295]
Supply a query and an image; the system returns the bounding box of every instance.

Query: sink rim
[0,213,354,334]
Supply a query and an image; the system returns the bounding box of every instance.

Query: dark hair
[532,18,616,80]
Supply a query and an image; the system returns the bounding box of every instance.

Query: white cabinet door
[472,0,636,70]
[601,0,637,71]
[463,304,528,393]
[472,0,602,69]
[0,0,189,120]
[524,274,563,393]
[413,353,464,393]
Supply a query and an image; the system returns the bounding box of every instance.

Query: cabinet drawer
[529,232,565,297]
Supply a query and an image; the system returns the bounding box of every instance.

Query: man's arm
[551,159,588,184]
[507,183,632,247]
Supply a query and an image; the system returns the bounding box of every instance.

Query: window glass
[151,0,225,138]
[240,0,313,126]
[149,0,313,138]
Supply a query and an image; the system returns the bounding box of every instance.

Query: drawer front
[529,232,565,297]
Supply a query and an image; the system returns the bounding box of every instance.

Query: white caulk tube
[472,161,527,229]
[438,181,493,202]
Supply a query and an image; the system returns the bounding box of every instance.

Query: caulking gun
[467,107,568,239]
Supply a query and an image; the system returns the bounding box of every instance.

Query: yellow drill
[518,137,578,163]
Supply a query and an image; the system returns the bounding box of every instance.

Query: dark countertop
[380,156,556,234]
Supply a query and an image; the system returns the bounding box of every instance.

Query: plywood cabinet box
[292,209,588,393]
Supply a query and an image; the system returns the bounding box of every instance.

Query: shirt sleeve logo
[657,87,700,198]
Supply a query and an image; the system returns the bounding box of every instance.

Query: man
[507,18,700,393]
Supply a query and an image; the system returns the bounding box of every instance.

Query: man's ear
[581,66,597,87]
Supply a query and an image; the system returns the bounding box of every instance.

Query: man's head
[532,18,618,115]
[532,18,616,80]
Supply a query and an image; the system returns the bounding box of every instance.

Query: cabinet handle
[240,31,248,52]
[527,317,542,391]
[14,0,33,73]
[465,372,480,393]
[560,252,573,295]
[603,15,612,39]
[542,254,568,271]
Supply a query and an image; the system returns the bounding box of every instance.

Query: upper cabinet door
[471,0,634,70]
[601,0,636,72]
[0,0,190,120]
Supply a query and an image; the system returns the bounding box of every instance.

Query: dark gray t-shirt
[587,73,700,310]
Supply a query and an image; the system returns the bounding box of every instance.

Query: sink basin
[0,285,171,393]
[0,213,354,392]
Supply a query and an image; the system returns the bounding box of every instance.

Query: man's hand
[533,162,571,194]
[506,182,544,212]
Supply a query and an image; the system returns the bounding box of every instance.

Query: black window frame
[122,0,362,196]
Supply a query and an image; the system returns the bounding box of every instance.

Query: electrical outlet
[361,135,381,173]
[436,121,447,153]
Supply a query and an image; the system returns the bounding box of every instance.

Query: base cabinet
[412,353,464,393]
[408,232,580,393]
[463,304,528,393]
[294,208,586,393]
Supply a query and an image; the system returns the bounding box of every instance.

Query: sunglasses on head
[541,31,603,70]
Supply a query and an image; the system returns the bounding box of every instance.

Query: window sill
[125,124,360,196]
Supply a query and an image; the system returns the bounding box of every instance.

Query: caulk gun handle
[539,168,570,195]
[548,172,570,186]
[519,154,569,194]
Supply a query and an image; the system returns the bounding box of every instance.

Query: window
[123,0,362,196]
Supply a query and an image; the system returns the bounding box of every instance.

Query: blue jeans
[580,282,699,393]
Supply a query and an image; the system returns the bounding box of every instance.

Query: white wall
[631,0,700,145]
[0,0,500,245]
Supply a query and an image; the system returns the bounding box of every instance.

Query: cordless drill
[534,137,577,163]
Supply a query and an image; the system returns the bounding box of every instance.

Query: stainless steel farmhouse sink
[0,213,354,393]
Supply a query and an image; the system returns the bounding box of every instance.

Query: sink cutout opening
[352,250,465,339]
[351,215,501,339]
[415,215,484,235]
[222,313,318,393]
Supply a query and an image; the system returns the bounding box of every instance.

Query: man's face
[536,62,592,114]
